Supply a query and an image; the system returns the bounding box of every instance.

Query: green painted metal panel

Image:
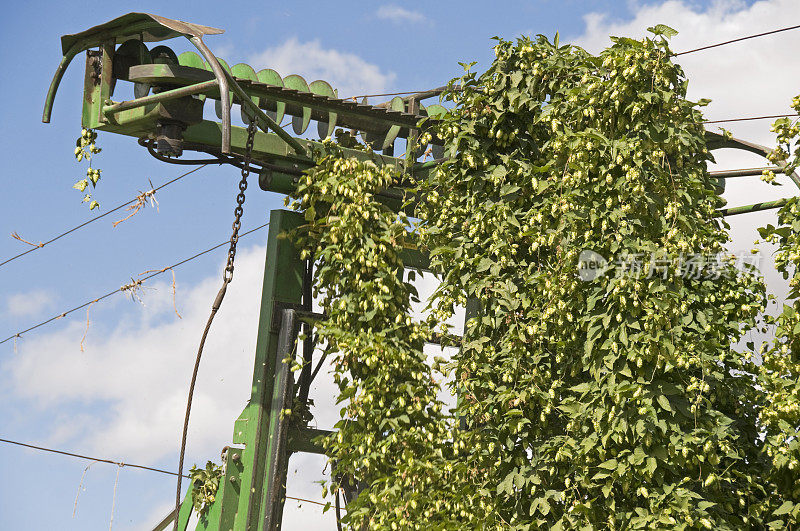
[287,427,332,455]
[234,210,305,531]
[233,414,248,445]
[219,447,245,530]
[261,309,297,530]
[176,480,196,531]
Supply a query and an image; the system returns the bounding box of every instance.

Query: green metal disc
[363,96,404,150]
[231,63,259,124]
[256,69,285,125]
[426,104,447,158]
[205,56,231,74]
[177,51,205,69]
[412,102,427,158]
[282,74,311,134]
[308,80,337,140]
[425,103,447,119]
[177,52,207,103]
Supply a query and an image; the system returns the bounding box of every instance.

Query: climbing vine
[755,94,800,524]
[73,128,102,210]
[289,144,455,528]
[416,28,782,529]
[291,27,800,530]
[189,461,222,518]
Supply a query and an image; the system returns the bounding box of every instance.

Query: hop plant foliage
[756,96,800,524]
[289,144,456,529]
[73,128,102,211]
[189,461,222,518]
[289,27,800,530]
[418,28,779,529]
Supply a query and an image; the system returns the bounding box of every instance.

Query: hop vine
[755,96,800,523]
[73,128,102,210]
[287,26,800,530]
[416,27,779,528]
[288,142,457,529]
[188,461,222,518]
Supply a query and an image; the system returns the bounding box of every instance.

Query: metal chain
[224,119,258,282]
[173,117,258,531]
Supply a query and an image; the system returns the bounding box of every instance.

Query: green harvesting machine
[41,12,799,531]
[43,12,447,531]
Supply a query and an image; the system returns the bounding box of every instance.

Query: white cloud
[376,5,427,24]
[4,246,269,463]
[249,38,396,98]
[3,244,345,528]
[5,289,55,317]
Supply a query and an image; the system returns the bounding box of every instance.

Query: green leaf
[477,257,494,272]
[648,24,679,38]
[774,501,794,516]
[570,382,591,393]
[598,458,618,470]
[656,395,673,412]
[645,457,657,475]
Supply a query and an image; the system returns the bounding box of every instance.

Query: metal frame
[41,13,800,531]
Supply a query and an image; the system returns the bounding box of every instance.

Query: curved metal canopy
[44,13,230,149]
[59,12,223,55]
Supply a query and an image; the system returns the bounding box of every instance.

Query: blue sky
[2,0,799,529]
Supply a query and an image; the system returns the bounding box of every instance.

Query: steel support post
[262,309,298,530]
[233,210,305,531]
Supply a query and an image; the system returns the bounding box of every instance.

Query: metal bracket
[270,301,325,332]
[263,308,297,530]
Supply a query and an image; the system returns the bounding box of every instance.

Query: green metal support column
[261,309,298,530]
[233,209,305,531]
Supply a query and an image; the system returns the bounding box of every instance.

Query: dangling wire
[172,118,258,530]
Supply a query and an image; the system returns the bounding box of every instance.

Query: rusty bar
[709,166,783,178]
[720,197,793,216]
[189,35,231,153]
[43,43,83,123]
[102,80,218,114]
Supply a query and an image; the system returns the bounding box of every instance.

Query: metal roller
[308,80,337,140]
[147,46,179,96]
[426,104,447,159]
[231,63,259,124]
[114,39,152,98]
[282,74,312,134]
[363,96,404,150]
[150,45,179,65]
[256,69,286,125]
